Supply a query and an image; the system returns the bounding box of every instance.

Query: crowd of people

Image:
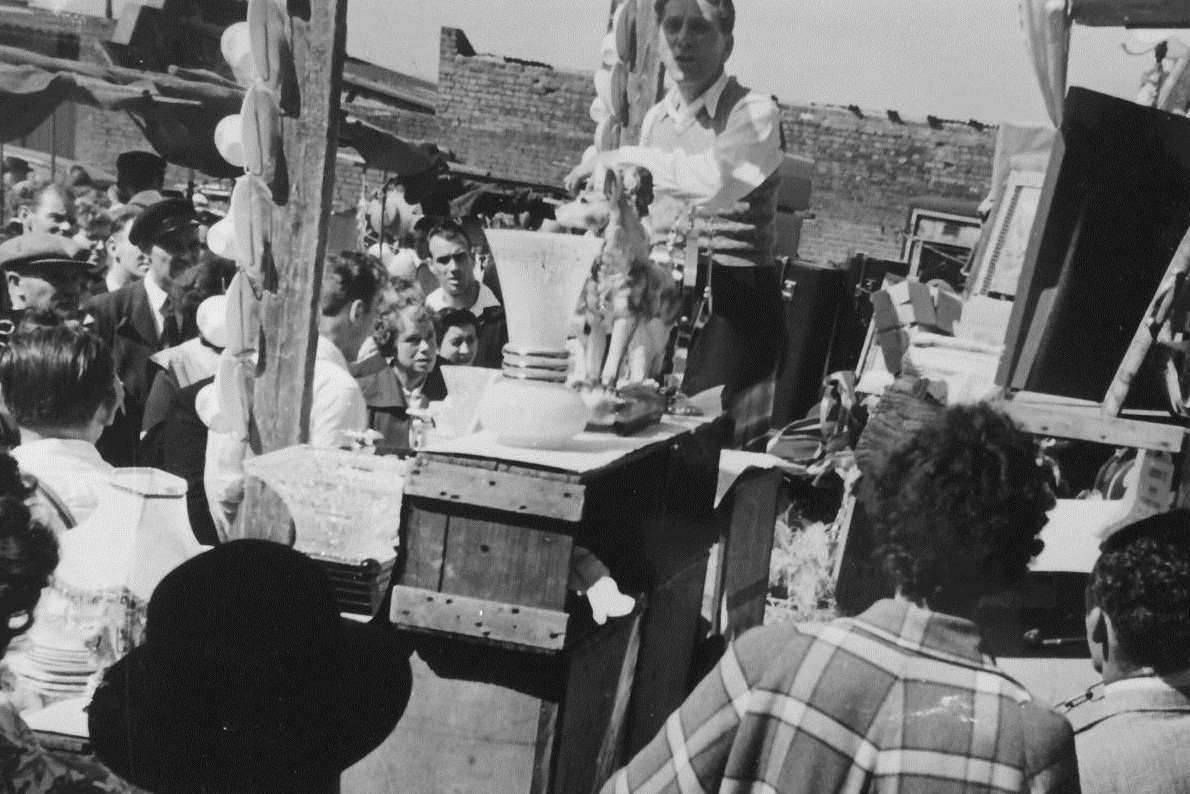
[0,0,1188,791]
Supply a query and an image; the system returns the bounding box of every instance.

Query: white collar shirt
[425,283,502,314]
[142,275,169,339]
[310,335,368,448]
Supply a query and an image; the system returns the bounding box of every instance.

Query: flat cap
[129,198,199,248]
[2,156,30,175]
[0,233,87,274]
[116,150,166,184]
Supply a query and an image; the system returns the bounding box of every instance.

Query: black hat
[2,156,30,175]
[0,233,87,275]
[1099,509,1190,553]
[128,197,200,248]
[116,150,166,186]
[89,540,411,792]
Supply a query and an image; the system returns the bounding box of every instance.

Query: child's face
[439,323,478,365]
[392,309,437,380]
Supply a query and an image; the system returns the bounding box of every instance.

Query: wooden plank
[342,649,546,793]
[440,517,572,609]
[627,558,708,754]
[552,608,643,794]
[406,459,586,522]
[998,398,1187,451]
[1072,0,1190,27]
[400,506,447,590]
[721,469,781,638]
[389,585,568,652]
[530,701,558,794]
[240,0,347,542]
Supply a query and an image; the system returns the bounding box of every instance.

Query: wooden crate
[370,420,725,793]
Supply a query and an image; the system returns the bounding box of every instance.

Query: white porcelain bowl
[478,377,590,448]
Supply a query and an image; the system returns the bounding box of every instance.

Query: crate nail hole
[445,598,453,604]
[475,622,484,628]
[518,505,528,510]
[479,544,491,553]
[439,491,448,497]
[488,480,496,487]
[510,607,520,614]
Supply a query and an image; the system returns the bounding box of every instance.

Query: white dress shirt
[13,436,114,527]
[310,335,368,448]
[142,274,169,340]
[426,283,502,314]
[614,71,783,213]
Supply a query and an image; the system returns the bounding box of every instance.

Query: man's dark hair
[0,451,55,633]
[1091,510,1190,672]
[320,250,384,317]
[13,179,74,215]
[863,403,1054,603]
[433,307,478,341]
[424,219,472,252]
[0,325,119,429]
[653,0,735,35]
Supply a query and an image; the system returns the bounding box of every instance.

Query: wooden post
[238,0,348,542]
[623,0,663,146]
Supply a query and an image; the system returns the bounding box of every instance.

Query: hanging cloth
[1019,0,1072,127]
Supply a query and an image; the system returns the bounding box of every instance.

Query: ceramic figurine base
[585,383,666,436]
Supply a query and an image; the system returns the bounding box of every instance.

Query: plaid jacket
[602,599,1080,793]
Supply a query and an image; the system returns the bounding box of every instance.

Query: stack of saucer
[501,345,571,384]
[7,641,96,701]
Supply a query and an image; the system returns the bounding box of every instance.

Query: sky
[346,0,1189,128]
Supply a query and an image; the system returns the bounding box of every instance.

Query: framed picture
[967,169,1045,300]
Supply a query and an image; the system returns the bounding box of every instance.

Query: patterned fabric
[601,599,1080,793]
[0,699,127,793]
[1066,671,1190,794]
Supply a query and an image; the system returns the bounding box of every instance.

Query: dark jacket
[88,280,186,466]
[349,355,446,457]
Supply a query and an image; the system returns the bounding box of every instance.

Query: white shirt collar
[426,283,501,314]
[1107,668,1190,696]
[316,334,351,373]
[663,71,730,124]
[143,275,169,336]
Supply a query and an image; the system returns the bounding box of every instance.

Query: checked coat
[601,598,1079,794]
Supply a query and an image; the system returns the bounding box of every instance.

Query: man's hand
[563,157,596,195]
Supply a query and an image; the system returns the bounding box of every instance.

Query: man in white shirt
[0,326,120,530]
[424,220,506,368]
[566,0,784,445]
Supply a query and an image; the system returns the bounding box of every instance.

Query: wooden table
[348,419,725,793]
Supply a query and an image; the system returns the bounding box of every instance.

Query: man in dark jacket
[89,197,203,465]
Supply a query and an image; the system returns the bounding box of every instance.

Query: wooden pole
[238,0,348,542]
[623,0,664,146]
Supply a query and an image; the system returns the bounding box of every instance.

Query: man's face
[658,0,732,95]
[427,235,477,298]
[146,226,203,290]
[439,323,478,365]
[22,189,76,237]
[75,219,111,273]
[7,269,83,316]
[107,223,148,281]
[393,309,438,379]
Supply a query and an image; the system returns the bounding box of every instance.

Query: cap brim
[88,618,411,789]
[9,258,90,275]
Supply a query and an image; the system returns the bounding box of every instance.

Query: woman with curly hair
[0,452,127,791]
[600,403,1080,793]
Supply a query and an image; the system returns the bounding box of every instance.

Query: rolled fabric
[247,0,287,89]
[220,22,254,86]
[213,114,245,168]
[229,174,271,282]
[241,84,279,181]
[612,0,635,63]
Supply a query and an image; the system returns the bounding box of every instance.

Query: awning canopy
[0,43,445,179]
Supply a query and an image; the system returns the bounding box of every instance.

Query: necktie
[160,296,180,349]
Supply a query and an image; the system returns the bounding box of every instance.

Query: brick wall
[435,28,595,187]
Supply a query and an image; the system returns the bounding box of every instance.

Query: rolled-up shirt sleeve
[614,91,783,212]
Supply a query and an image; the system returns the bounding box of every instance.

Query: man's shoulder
[89,279,143,315]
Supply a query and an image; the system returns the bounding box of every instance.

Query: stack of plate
[8,640,97,700]
[502,345,571,384]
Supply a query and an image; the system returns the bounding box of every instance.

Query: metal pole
[50,112,57,180]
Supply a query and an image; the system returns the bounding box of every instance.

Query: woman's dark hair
[1091,510,1190,672]
[432,307,478,342]
[863,403,1054,603]
[0,325,119,429]
[0,452,56,634]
